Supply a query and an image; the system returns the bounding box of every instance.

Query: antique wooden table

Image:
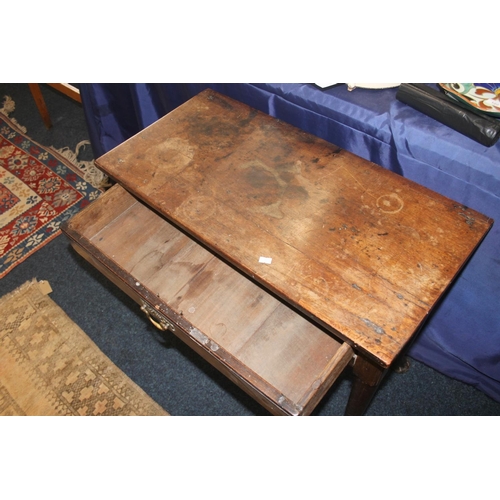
[63,89,493,415]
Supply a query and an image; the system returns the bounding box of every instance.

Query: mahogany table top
[95,89,493,367]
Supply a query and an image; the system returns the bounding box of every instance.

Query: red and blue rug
[0,103,101,278]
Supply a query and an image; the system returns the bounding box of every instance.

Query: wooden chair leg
[28,83,52,128]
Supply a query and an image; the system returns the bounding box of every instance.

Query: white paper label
[258,256,273,264]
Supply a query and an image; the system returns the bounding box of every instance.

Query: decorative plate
[439,83,500,117]
[346,83,400,91]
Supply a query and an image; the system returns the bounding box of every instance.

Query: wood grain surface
[63,185,353,415]
[95,89,493,367]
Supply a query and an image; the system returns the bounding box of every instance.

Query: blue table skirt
[80,83,500,403]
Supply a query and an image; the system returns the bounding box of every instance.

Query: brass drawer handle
[140,302,176,332]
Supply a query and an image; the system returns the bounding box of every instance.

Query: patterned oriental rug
[0,98,103,278]
[0,279,169,416]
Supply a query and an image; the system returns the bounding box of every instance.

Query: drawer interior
[63,185,353,415]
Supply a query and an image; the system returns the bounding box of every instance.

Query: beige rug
[0,279,169,416]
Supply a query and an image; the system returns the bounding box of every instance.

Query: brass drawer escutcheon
[140,302,176,332]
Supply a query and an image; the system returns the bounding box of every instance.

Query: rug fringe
[54,141,111,190]
[0,95,27,133]
[1,95,109,190]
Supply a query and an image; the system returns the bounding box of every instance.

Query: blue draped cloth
[80,83,500,403]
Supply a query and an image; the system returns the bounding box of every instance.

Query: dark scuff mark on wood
[206,91,233,110]
[361,318,386,335]
[215,151,234,162]
[459,212,476,227]
[238,109,258,128]
[326,147,342,156]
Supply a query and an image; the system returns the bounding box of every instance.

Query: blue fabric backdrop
[79,83,500,403]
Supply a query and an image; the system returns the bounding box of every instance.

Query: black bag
[396,83,500,147]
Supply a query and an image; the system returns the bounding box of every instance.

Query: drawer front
[66,239,313,416]
[61,185,353,416]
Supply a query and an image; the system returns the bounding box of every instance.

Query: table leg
[392,355,411,374]
[345,356,386,416]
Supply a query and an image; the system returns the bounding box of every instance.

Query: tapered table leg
[345,356,386,416]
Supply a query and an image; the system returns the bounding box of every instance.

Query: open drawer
[62,185,354,415]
